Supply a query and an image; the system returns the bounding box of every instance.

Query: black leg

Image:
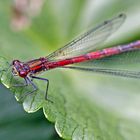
[26,77,38,93]
[30,75,50,101]
[17,77,38,102]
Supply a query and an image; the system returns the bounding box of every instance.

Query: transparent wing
[62,66,140,79]
[77,49,140,70]
[47,14,126,60]
[60,49,140,79]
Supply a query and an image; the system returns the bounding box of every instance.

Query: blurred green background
[1,0,140,140]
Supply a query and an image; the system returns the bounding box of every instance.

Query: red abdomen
[45,47,121,69]
[45,41,140,70]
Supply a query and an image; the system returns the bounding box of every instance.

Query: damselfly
[12,14,140,100]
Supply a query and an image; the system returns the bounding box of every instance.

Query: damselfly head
[12,60,30,78]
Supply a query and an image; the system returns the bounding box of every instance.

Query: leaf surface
[1,0,140,140]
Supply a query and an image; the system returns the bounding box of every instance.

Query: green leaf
[0,84,61,140]
[1,0,140,140]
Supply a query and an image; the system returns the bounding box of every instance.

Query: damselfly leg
[30,76,50,101]
[12,75,52,102]
[11,76,37,101]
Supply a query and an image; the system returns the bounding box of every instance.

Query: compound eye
[19,70,27,77]
[12,60,20,65]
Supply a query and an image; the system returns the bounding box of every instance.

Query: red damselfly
[11,14,140,100]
